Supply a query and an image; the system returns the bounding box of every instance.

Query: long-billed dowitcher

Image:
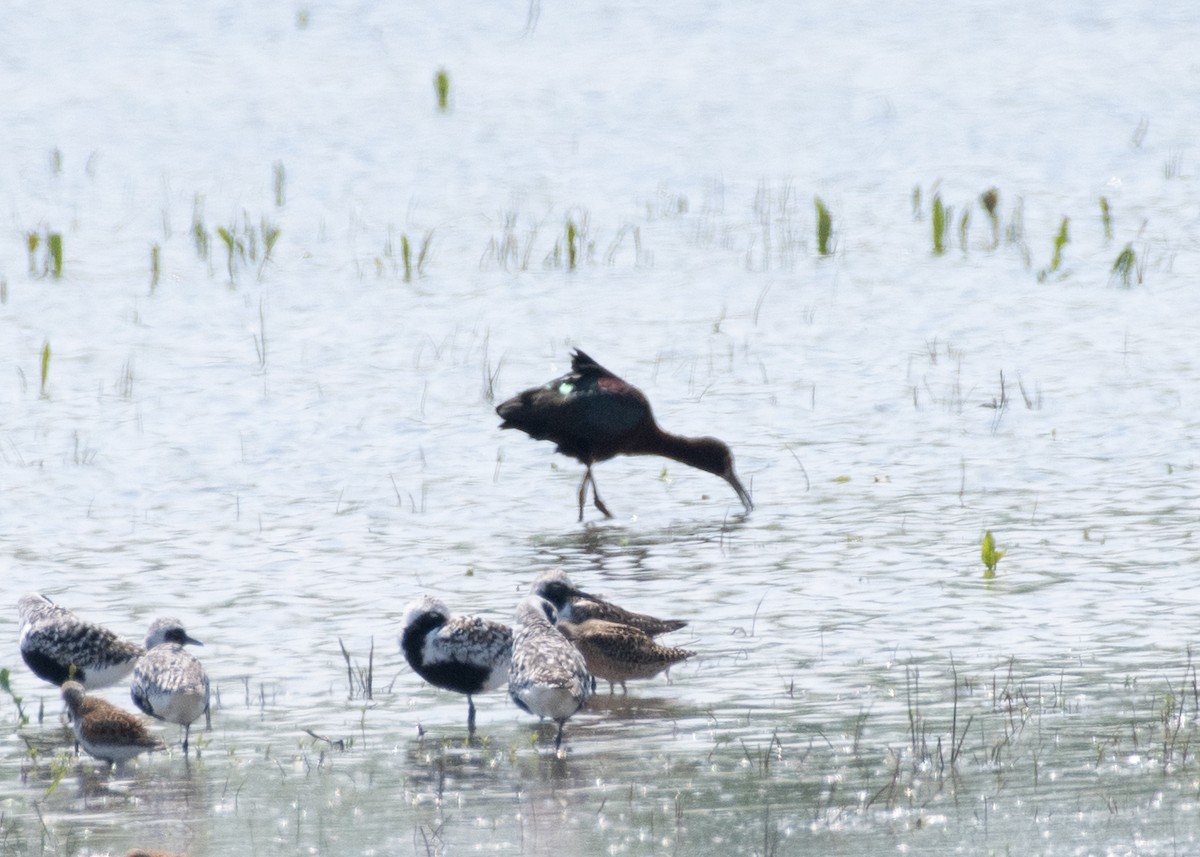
[530,569,686,637]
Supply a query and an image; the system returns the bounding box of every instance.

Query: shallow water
[3,0,1200,854]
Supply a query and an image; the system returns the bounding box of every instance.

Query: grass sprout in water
[814,196,832,256]
[931,193,947,256]
[1111,243,1141,287]
[981,530,1005,578]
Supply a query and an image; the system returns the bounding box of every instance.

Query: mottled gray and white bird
[61,680,164,765]
[508,595,591,751]
[399,596,513,734]
[18,593,144,689]
[557,618,695,693]
[131,619,210,754]
[530,569,686,637]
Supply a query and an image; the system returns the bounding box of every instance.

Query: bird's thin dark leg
[554,721,565,751]
[577,471,589,522]
[467,696,477,734]
[586,466,613,518]
[183,724,190,755]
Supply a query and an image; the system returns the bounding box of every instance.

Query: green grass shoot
[274,161,286,207]
[814,196,832,256]
[981,531,1005,579]
[1049,216,1069,272]
[435,68,450,111]
[192,195,210,261]
[401,234,412,282]
[1099,196,1112,242]
[911,185,922,219]
[416,230,434,275]
[1111,243,1137,287]
[259,218,281,277]
[150,244,160,290]
[931,194,947,255]
[0,668,28,726]
[217,226,237,282]
[47,233,63,277]
[26,232,39,273]
[566,219,579,270]
[980,188,999,248]
[40,341,51,398]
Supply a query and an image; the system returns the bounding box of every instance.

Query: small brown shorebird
[496,349,753,520]
[399,596,513,734]
[508,596,591,752]
[557,618,695,694]
[531,569,686,637]
[61,681,165,766]
[18,593,144,688]
[131,619,210,755]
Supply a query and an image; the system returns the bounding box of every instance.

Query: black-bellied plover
[557,618,695,694]
[131,619,210,754]
[530,569,686,637]
[400,596,513,734]
[60,680,164,766]
[508,595,591,752]
[18,593,144,688]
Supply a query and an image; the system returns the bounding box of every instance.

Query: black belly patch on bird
[22,650,79,686]
[416,661,492,695]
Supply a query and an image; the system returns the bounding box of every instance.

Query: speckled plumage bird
[496,349,753,520]
[131,618,210,754]
[508,596,591,751]
[61,680,164,765]
[399,596,513,734]
[557,618,695,694]
[530,569,687,637]
[18,593,144,689]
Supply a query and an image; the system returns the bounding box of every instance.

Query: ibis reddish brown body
[496,349,753,520]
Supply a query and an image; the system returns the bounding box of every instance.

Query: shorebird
[399,596,513,734]
[18,593,144,689]
[530,569,687,637]
[496,349,753,520]
[508,596,591,751]
[557,618,695,694]
[130,618,210,754]
[60,680,164,765]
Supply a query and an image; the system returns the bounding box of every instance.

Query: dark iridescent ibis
[496,349,753,520]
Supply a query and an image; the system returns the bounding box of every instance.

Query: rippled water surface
[3,0,1200,855]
